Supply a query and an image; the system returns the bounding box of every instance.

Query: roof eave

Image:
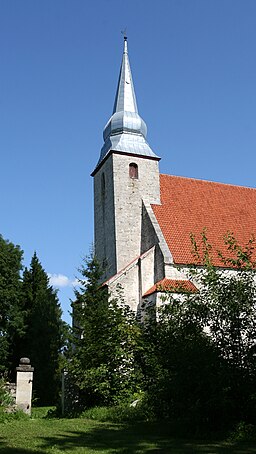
[91,149,161,176]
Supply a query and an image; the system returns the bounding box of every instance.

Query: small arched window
[129,163,138,179]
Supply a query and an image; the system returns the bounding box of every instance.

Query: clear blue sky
[1,0,255,324]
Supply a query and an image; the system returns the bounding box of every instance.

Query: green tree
[189,232,256,427]
[68,255,142,409]
[0,235,24,377]
[141,232,256,432]
[20,253,64,405]
[140,294,223,432]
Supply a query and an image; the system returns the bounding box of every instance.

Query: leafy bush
[81,400,153,423]
[0,409,29,424]
[0,379,30,423]
[229,422,256,442]
[31,406,56,419]
[0,379,14,409]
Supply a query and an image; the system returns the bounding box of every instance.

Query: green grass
[0,409,255,453]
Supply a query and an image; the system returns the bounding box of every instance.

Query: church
[92,37,256,313]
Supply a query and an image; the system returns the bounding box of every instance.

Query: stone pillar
[16,358,34,415]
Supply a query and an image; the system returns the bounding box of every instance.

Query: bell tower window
[129,163,138,179]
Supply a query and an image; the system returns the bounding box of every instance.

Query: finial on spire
[121,28,127,41]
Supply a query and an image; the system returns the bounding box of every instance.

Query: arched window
[129,163,138,179]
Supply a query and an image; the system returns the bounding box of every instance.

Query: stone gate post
[16,358,34,415]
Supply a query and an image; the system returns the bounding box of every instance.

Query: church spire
[93,37,159,173]
[112,37,138,115]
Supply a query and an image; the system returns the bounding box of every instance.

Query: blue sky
[1,0,255,324]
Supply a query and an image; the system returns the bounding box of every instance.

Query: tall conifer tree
[21,253,64,405]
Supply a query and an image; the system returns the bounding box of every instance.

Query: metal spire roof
[93,37,159,173]
[112,38,138,114]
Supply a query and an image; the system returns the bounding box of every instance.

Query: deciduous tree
[142,232,256,432]
[68,255,142,409]
[0,235,24,377]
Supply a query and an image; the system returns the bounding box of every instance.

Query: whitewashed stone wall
[107,247,156,313]
[112,154,160,272]
[107,259,139,312]
[94,155,116,279]
[94,152,160,281]
[140,247,155,296]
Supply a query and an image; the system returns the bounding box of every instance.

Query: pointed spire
[112,37,138,114]
[92,37,159,174]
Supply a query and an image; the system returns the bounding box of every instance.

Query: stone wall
[94,154,116,280]
[112,154,160,273]
[94,152,160,281]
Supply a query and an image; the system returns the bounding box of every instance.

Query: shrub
[81,399,153,424]
[0,379,14,410]
[229,422,256,442]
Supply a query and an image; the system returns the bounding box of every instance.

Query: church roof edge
[91,149,160,177]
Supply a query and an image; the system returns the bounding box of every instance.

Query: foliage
[229,421,256,442]
[67,255,142,410]
[0,408,29,424]
[31,406,56,419]
[19,253,65,405]
[0,378,28,424]
[189,231,256,428]
[0,235,24,377]
[140,232,256,433]
[81,400,151,423]
[140,297,224,433]
[0,378,14,410]
[0,235,66,405]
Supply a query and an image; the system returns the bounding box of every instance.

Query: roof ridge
[159,173,256,191]
[102,246,155,287]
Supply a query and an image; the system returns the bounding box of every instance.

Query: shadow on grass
[0,422,255,453]
[0,439,43,454]
[36,421,256,453]
[0,449,43,454]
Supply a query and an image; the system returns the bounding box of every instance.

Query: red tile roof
[143,278,198,297]
[152,175,256,267]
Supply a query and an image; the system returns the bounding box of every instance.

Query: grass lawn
[0,409,255,453]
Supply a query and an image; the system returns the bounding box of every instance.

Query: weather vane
[121,28,127,40]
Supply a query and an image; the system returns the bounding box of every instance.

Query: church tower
[89,36,256,315]
[92,37,161,281]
